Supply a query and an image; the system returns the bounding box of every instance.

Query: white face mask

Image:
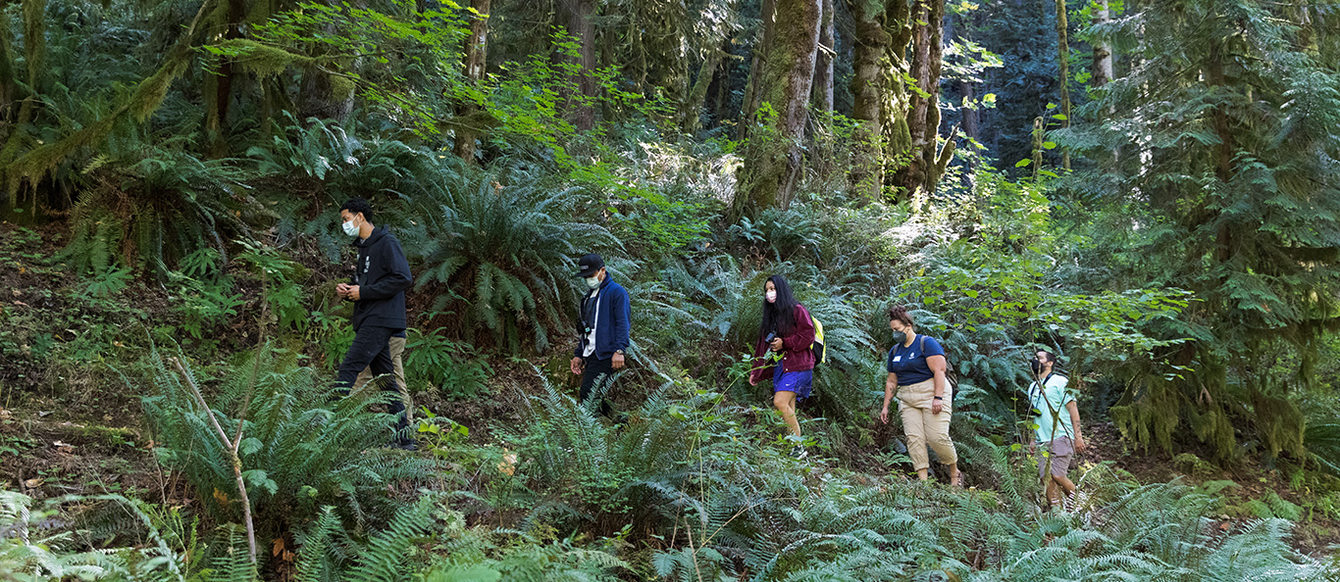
[765,290,777,303]
[585,276,601,289]
[341,217,360,237]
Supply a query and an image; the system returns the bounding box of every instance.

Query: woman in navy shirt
[879,305,961,485]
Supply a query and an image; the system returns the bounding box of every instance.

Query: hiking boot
[790,445,808,460]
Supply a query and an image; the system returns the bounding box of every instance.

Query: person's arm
[358,240,413,300]
[880,372,898,424]
[1066,400,1085,452]
[781,305,815,353]
[927,354,948,414]
[611,287,630,369]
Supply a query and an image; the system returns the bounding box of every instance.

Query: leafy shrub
[405,325,491,398]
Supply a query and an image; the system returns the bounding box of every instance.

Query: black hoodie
[350,225,413,330]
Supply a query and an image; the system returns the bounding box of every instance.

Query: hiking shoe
[396,440,419,451]
[790,445,808,460]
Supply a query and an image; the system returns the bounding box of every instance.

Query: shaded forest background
[1,0,1339,579]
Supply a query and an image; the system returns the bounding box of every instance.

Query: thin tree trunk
[1090,0,1113,87]
[205,0,247,157]
[557,0,597,131]
[891,0,948,199]
[682,47,723,134]
[455,0,491,162]
[0,7,15,124]
[813,0,834,113]
[1054,0,1071,170]
[14,0,43,128]
[739,0,777,139]
[961,81,979,140]
[732,0,822,218]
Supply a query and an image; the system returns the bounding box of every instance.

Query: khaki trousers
[354,335,411,423]
[897,378,957,470]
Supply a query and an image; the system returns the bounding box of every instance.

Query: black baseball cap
[577,253,604,277]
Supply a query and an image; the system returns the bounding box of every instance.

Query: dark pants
[579,355,615,417]
[337,325,409,441]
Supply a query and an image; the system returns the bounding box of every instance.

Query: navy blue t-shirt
[887,335,945,386]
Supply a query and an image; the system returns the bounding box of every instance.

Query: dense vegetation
[2,0,1338,579]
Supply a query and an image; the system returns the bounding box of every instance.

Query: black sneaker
[790,445,808,460]
[396,440,418,451]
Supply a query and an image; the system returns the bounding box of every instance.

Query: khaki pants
[897,378,957,470]
[353,335,411,423]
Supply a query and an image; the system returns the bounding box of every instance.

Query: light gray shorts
[1038,436,1073,480]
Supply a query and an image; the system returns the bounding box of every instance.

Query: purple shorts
[773,366,813,400]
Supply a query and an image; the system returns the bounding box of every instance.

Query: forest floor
[1,220,1337,560]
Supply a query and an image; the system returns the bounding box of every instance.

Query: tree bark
[847,0,889,200]
[204,0,247,157]
[1089,0,1113,87]
[739,0,777,139]
[15,0,44,127]
[813,0,835,113]
[455,0,491,162]
[732,0,822,218]
[890,0,948,200]
[681,46,723,134]
[1054,0,1071,170]
[556,0,598,131]
[0,7,15,124]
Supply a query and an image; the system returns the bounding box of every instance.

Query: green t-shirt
[1029,374,1074,443]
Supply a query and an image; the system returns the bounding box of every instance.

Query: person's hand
[931,398,944,415]
[1073,434,1087,453]
[611,352,625,370]
[336,283,350,298]
[769,337,784,352]
[880,406,889,424]
[570,357,583,375]
[347,285,360,301]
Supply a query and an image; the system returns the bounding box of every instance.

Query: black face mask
[1030,359,1045,375]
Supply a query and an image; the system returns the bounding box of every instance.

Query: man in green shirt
[1028,350,1086,509]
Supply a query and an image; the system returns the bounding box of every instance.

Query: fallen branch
[169,356,257,565]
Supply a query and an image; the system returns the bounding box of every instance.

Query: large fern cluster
[404,163,619,353]
[140,347,440,543]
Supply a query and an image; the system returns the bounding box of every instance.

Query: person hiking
[569,253,630,418]
[1027,349,1086,509]
[879,305,962,486]
[748,275,815,458]
[334,198,415,449]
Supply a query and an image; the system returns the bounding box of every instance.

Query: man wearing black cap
[570,253,630,416]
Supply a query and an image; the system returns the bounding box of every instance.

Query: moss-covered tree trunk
[0,7,15,126]
[732,0,822,218]
[813,0,834,113]
[1090,0,1113,87]
[204,0,247,157]
[681,44,722,134]
[739,0,776,140]
[1054,0,1071,170]
[847,0,888,199]
[557,0,597,131]
[890,0,949,200]
[455,0,491,163]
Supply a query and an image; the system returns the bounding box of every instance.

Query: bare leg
[915,468,929,480]
[947,463,962,487]
[772,391,801,437]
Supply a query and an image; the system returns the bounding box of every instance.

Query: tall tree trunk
[1090,0,1113,87]
[847,0,889,199]
[681,46,723,134]
[204,0,246,157]
[891,0,948,199]
[1054,0,1071,170]
[739,0,777,139]
[14,0,43,127]
[813,0,834,113]
[0,7,15,124]
[732,0,822,218]
[455,0,491,162]
[557,0,597,131]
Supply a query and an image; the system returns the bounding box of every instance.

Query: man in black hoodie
[335,198,415,449]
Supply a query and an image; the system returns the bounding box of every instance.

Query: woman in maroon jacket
[748,275,815,456]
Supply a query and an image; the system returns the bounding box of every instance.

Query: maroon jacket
[749,304,816,384]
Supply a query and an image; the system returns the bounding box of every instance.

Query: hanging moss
[210,39,314,80]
